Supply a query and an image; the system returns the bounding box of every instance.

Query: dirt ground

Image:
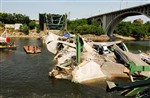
[0,27,149,41]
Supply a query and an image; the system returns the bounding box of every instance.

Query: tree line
[0,12,149,39]
[67,19,104,35]
[115,21,150,39]
[67,18,150,39]
[0,13,30,25]
[0,12,40,34]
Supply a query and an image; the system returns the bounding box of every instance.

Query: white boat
[0,29,16,50]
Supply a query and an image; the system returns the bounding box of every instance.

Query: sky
[0,0,150,22]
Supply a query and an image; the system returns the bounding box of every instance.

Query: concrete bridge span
[87,3,150,37]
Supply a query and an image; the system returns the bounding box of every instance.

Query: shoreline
[1,29,149,41]
[114,34,150,41]
[7,34,150,41]
[8,35,39,38]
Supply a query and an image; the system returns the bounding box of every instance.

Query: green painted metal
[117,78,150,90]
[76,35,81,64]
[128,61,150,75]
[107,78,150,96]
[109,43,150,97]
[76,35,84,65]
[124,87,145,97]
[114,58,150,97]
[39,13,67,30]
[124,78,150,97]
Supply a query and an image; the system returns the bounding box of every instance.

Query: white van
[102,45,109,54]
[97,43,109,54]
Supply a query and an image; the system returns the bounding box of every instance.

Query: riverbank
[6,33,150,41]
[113,34,136,40]
[77,34,141,41]
[1,28,150,41]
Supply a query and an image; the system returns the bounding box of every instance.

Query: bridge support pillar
[102,15,107,35]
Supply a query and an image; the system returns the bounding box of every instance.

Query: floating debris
[24,45,41,54]
[44,32,150,97]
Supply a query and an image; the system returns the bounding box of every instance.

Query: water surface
[1,38,149,98]
[124,40,150,53]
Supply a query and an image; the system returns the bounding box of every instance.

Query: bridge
[87,3,150,37]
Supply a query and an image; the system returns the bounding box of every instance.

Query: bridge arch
[106,11,150,37]
[87,3,150,38]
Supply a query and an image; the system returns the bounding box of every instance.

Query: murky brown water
[0,38,149,98]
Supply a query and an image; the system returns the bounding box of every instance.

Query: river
[0,38,149,98]
[124,40,150,53]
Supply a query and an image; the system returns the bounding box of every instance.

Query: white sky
[0,0,150,22]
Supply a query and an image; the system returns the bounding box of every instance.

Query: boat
[0,29,16,50]
[23,45,41,54]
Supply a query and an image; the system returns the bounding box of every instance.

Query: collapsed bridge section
[39,13,67,31]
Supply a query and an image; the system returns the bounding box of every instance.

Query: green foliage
[20,24,29,35]
[115,21,150,39]
[115,22,132,36]
[144,21,150,36]
[67,19,104,35]
[29,21,36,29]
[36,24,41,33]
[0,12,30,25]
[91,20,100,27]
[131,26,145,39]
[67,19,88,33]
[145,21,150,25]
[0,21,4,27]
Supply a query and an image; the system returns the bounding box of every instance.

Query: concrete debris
[44,32,150,83]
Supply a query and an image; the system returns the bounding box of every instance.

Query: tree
[36,24,41,33]
[0,12,30,25]
[144,21,150,36]
[20,24,29,35]
[29,21,36,29]
[68,18,104,35]
[115,21,150,39]
[67,19,88,32]
[115,22,132,36]
[0,21,4,27]
[22,16,30,25]
[91,20,100,27]
[131,22,146,39]
[144,21,150,25]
